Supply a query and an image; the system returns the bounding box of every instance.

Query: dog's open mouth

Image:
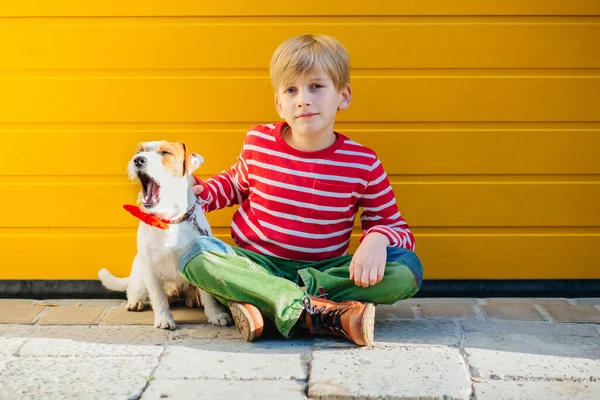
[138,172,160,208]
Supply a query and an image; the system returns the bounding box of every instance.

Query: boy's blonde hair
[269,34,350,92]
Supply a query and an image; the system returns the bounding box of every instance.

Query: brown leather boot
[302,296,375,346]
[229,302,264,342]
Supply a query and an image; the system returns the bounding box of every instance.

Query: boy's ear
[338,83,352,111]
[275,95,285,119]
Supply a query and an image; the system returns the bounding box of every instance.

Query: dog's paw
[154,315,176,330]
[207,311,233,327]
[185,292,202,308]
[126,301,146,312]
[185,297,199,308]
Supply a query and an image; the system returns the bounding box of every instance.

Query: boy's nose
[297,97,312,107]
[296,90,312,107]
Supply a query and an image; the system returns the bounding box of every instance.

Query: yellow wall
[1,1,599,280]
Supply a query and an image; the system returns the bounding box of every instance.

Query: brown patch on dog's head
[157,142,187,177]
[154,141,203,177]
[136,142,151,153]
[132,140,203,179]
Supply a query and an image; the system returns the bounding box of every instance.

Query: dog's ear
[181,142,204,175]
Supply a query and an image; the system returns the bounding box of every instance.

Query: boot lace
[302,297,349,337]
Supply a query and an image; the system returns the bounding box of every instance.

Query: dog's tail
[98,268,129,292]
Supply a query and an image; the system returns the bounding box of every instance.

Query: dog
[98,141,232,329]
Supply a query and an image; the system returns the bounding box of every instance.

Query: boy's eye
[284,87,296,94]
[312,84,324,89]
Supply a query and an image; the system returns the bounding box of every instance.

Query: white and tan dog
[98,141,232,329]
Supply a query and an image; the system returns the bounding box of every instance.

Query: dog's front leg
[126,255,149,311]
[199,290,232,327]
[142,262,176,330]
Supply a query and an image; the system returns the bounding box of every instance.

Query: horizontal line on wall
[2,175,600,183]
[2,15,600,23]
[1,69,600,77]
[1,122,599,131]
[1,227,599,236]
[1,177,600,186]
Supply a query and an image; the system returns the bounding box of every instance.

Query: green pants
[178,237,423,338]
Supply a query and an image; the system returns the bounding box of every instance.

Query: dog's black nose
[134,156,147,168]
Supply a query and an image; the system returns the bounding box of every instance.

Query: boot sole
[229,302,264,342]
[361,303,375,347]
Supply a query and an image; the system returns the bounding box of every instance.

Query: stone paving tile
[544,304,600,323]
[463,322,600,381]
[171,307,208,323]
[155,339,311,381]
[0,338,26,358]
[169,324,241,341]
[375,305,415,321]
[573,298,600,305]
[0,304,47,324]
[0,324,34,338]
[375,320,461,347]
[32,299,125,307]
[475,381,600,400]
[461,320,600,337]
[142,380,307,400]
[0,358,10,375]
[484,298,570,306]
[102,306,155,325]
[20,337,164,357]
[0,300,34,306]
[309,344,471,400]
[419,305,477,319]
[0,357,157,400]
[31,325,169,346]
[38,305,107,325]
[463,323,600,358]
[102,306,208,325]
[0,337,20,373]
[399,297,481,306]
[466,347,600,381]
[482,304,545,321]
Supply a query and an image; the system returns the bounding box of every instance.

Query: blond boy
[179,34,423,346]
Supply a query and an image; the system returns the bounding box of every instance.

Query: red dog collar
[123,204,196,230]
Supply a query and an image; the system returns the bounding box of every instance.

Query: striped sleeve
[194,140,250,213]
[358,158,416,251]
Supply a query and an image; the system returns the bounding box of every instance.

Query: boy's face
[275,69,351,142]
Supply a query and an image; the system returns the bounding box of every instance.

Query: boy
[179,34,423,346]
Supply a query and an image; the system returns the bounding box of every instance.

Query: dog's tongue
[144,179,159,205]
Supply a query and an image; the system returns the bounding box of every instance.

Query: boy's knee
[386,247,424,289]
[178,236,234,274]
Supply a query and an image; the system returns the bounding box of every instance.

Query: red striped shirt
[196,122,415,261]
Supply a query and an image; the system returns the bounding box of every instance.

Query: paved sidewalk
[0,297,599,399]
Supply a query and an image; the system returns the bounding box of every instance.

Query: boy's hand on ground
[349,232,390,288]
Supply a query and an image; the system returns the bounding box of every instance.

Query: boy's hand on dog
[349,232,390,287]
[192,181,204,195]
